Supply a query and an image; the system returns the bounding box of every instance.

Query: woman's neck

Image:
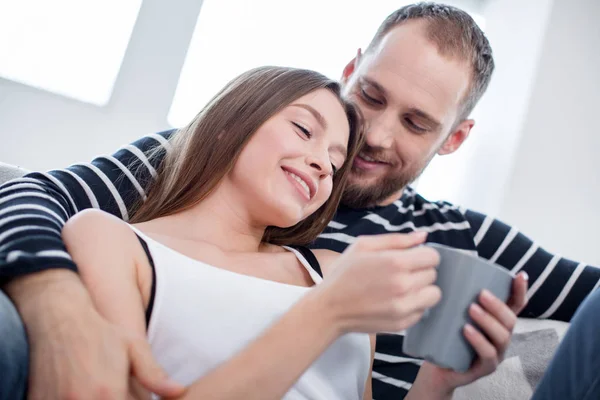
[149,186,268,253]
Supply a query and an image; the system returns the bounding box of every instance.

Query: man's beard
[341,167,417,209]
[340,145,432,209]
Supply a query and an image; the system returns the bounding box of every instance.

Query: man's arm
[0,130,179,399]
[465,209,600,322]
[0,130,175,281]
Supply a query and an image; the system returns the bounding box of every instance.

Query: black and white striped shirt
[1,129,599,399]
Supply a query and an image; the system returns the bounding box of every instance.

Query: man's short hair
[366,2,494,121]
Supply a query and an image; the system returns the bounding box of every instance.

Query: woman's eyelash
[292,122,311,138]
[292,121,337,175]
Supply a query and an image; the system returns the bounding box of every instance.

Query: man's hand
[409,271,529,398]
[5,269,185,400]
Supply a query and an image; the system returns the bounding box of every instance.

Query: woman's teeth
[287,171,310,197]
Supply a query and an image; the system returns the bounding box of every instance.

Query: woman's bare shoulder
[62,209,154,302]
[63,209,135,244]
[62,209,145,270]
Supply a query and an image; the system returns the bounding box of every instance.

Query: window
[169,0,482,127]
[0,0,142,105]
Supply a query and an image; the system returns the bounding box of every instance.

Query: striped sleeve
[465,209,600,322]
[0,130,175,282]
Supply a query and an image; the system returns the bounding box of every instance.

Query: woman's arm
[1,131,176,399]
[314,249,375,400]
[63,210,346,400]
[181,290,341,399]
[61,209,152,336]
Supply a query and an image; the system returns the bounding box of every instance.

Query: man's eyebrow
[291,104,328,130]
[362,77,442,130]
[361,77,387,96]
[407,107,442,129]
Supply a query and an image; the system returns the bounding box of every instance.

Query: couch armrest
[0,162,29,185]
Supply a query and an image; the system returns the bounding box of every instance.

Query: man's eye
[292,122,311,138]
[405,118,427,133]
[360,88,383,105]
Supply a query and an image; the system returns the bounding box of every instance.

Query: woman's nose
[307,154,332,179]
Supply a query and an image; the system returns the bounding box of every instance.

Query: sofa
[0,162,29,183]
[0,162,570,399]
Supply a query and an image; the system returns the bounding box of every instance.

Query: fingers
[385,310,426,333]
[463,324,498,372]
[479,290,517,332]
[471,288,522,362]
[406,268,438,292]
[388,263,438,296]
[351,232,427,252]
[129,377,151,400]
[469,303,511,352]
[380,246,440,272]
[507,272,529,314]
[128,336,186,397]
[397,285,442,315]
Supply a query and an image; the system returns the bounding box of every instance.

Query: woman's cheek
[316,180,334,207]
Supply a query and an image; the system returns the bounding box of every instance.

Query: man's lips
[353,152,391,171]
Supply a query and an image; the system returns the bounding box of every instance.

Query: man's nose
[365,114,395,149]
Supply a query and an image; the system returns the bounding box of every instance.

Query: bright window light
[167,0,407,126]
[0,0,142,105]
[168,0,484,127]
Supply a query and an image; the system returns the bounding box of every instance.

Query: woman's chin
[264,203,308,229]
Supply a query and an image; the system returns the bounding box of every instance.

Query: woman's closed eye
[292,121,340,175]
[292,122,312,138]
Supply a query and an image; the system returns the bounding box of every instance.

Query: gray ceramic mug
[402,243,514,373]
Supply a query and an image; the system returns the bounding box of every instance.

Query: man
[1,2,599,399]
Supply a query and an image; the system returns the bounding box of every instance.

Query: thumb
[129,337,186,397]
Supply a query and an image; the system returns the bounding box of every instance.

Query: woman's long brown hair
[131,66,363,246]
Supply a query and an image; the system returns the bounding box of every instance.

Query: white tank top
[130,226,371,400]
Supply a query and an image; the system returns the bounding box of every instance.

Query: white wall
[0,0,501,175]
[2,0,598,266]
[417,0,555,213]
[499,0,600,264]
[0,0,204,171]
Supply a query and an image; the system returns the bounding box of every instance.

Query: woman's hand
[409,272,529,398]
[317,232,442,334]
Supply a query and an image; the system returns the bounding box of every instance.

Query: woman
[62,66,442,399]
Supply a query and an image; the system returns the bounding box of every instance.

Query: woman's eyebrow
[290,104,328,130]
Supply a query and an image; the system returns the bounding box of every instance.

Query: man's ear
[341,48,362,85]
[438,119,475,155]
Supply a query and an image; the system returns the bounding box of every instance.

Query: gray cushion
[0,162,29,185]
